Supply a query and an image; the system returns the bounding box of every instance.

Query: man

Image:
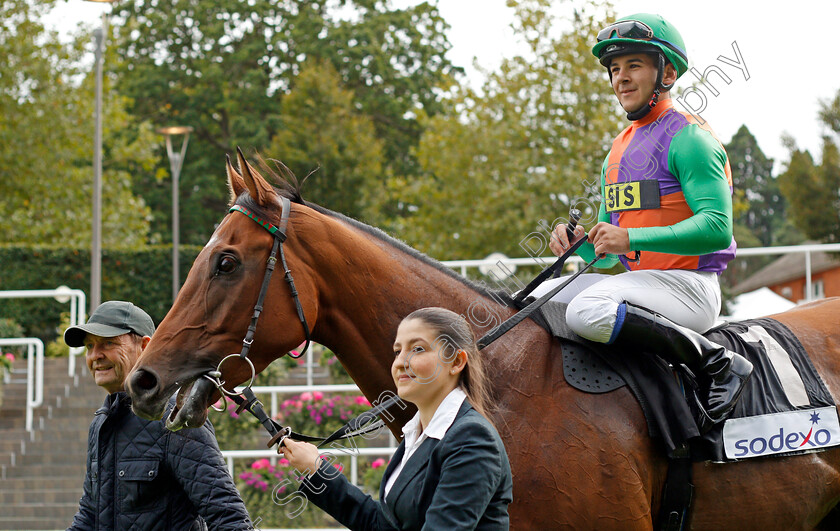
[545,13,752,430]
[65,301,253,530]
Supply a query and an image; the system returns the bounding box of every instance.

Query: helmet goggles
[597,20,654,43]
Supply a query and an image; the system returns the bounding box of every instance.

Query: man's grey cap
[64,301,155,347]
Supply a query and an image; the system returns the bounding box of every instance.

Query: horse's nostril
[131,368,159,394]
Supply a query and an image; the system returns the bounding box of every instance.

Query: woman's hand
[280,438,322,476]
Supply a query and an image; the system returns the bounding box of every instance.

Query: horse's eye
[217,255,239,275]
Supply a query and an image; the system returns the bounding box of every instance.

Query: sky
[46,0,840,170]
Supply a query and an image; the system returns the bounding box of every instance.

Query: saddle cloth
[527,300,840,462]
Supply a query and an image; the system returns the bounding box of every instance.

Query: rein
[207,200,600,452]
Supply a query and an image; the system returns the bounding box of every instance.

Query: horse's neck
[304,215,523,369]
[297,213,553,433]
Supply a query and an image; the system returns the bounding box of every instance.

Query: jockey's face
[609,53,675,113]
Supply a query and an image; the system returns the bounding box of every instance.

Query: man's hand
[549,224,585,257]
[588,222,630,256]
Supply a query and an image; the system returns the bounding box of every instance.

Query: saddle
[523,300,840,462]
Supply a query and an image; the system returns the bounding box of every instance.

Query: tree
[268,60,384,220]
[375,0,622,262]
[0,0,154,247]
[724,125,784,247]
[819,89,840,136]
[111,0,459,244]
[778,136,840,243]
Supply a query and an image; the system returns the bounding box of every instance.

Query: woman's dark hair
[402,307,495,424]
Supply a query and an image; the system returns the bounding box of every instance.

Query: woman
[281,307,513,530]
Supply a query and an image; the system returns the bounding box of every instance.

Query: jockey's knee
[566,295,620,344]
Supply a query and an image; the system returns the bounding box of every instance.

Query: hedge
[0,244,202,343]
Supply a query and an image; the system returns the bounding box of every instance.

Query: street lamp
[85,0,114,313]
[157,126,193,303]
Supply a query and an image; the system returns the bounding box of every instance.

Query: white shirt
[383,387,467,498]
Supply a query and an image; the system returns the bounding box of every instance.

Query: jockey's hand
[588,222,630,256]
[549,223,585,257]
[279,438,322,477]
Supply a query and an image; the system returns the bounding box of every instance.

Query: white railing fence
[0,288,87,376]
[0,338,44,432]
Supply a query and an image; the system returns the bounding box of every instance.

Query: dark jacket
[67,392,252,531]
[300,400,513,530]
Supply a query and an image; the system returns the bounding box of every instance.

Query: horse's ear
[236,147,277,207]
[226,154,247,206]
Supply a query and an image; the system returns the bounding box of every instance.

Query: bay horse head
[127,149,331,429]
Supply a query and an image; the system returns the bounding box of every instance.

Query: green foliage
[0,318,25,361]
[319,345,354,384]
[725,125,784,247]
[45,312,73,358]
[778,137,840,243]
[819,89,840,136]
[0,244,202,341]
[268,59,384,220]
[0,1,157,247]
[112,0,459,245]
[376,0,622,261]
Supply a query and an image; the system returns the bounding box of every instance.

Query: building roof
[721,287,796,320]
[732,247,840,294]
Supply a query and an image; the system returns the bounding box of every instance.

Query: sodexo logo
[723,406,840,459]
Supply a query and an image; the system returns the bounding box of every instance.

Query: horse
[126,152,840,529]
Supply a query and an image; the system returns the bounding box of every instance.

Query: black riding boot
[615,303,753,427]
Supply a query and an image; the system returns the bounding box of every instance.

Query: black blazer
[299,399,513,530]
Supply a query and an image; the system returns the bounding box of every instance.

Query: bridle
[202,196,387,448]
[205,196,311,394]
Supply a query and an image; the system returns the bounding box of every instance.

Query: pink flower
[251,458,271,470]
[300,392,313,401]
[257,480,269,492]
[297,357,306,365]
[279,458,290,466]
[313,391,324,400]
[5,353,14,363]
[371,458,386,469]
[354,396,371,406]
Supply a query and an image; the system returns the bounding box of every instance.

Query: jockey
[544,13,752,429]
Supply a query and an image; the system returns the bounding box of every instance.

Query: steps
[0,357,104,531]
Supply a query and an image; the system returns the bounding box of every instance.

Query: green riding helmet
[592,13,688,120]
[591,13,688,78]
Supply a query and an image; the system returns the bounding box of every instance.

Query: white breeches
[529,269,721,343]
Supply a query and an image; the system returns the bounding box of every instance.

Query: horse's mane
[234,159,515,307]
